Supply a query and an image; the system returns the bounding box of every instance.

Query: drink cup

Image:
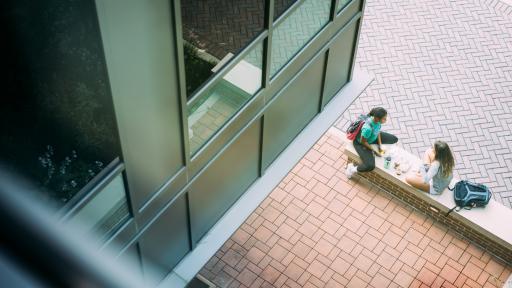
[384,156,391,169]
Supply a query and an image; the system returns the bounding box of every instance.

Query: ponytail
[434,141,455,177]
[368,107,387,119]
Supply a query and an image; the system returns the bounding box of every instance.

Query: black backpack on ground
[446,180,492,215]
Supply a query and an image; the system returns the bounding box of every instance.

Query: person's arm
[360,126,374,150]
[376,133,385,154]
[360,133,382,156]
[423,148,434,164]
[422,161,439,183]
[360,137,374,151]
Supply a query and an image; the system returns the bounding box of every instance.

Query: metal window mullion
[273,0,307,27]
[320,0,339,110]
[262,0,274,90]
[260,0,273,177]
[185,192,194,250]
[171,0,191,169]
[258,116,265,176]
[349,0,366,82]
[319,49,330,111]
[58,159,124,219]
[186,32,268,108]
[331,0,340,20]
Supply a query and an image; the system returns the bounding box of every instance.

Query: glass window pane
[188,43,263,155]
[274,0,299,20]
[67,173,129,241]
[338,0,351,12]
[270,0,331,78]
[181,0,265,99]
[1,0,121,207]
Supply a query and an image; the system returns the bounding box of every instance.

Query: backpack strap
[358,117,374,143]
[445,205,459,216]
[446,202,476,216]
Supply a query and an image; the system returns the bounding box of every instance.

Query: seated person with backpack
[345,107,398,178]
[405,141,455,195]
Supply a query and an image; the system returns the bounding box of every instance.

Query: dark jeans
[353,132,398,172]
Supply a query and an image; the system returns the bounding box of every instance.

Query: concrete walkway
[199,131,511,287]
[197,0,512,286]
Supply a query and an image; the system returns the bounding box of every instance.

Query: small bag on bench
[446,180,492,215]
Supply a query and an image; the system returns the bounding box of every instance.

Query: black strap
[446,203,475,216]
[358,118,373,143]
[445,205,458,216]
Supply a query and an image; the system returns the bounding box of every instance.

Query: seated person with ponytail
[345,107,398,178]
[405,141,455,195]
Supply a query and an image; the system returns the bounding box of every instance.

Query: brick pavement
[335,0,512,207]
[181,0,265,59]
[181,0,302,60]
[184,0,332,154]
[275,0,299,20]
[181,0,332,78]
[199,131,511,287]
[269,0,331,77]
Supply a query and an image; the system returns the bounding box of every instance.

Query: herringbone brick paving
[200,132,511,287]
[335,0,512,207]
[181,0,265,59]
[270,0,331,77]
[275,0,299,20]
[182,0,303,60]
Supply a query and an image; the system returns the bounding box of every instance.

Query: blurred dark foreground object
[0,167,148,288]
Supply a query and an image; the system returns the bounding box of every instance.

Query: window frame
[268,0,333,79]
[175,0,344,158]
[59,158,131,239]
[185,33,268,109]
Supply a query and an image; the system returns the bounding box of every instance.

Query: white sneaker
[345,163,357,179]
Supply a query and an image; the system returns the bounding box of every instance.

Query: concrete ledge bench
[338,131,512,264]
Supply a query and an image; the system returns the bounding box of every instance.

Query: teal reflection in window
[270,0,331,77]
[67,173,129,242]
[338,0,351,12]
[188,42,263,155]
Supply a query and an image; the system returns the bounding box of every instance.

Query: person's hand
[377,144,385,155]
[373,148,384,157]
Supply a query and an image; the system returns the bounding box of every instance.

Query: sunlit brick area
[335,0,512,208]
[199,130,511,287]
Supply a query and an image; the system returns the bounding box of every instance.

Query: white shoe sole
[345,164,356,179]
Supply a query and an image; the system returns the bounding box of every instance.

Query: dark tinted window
[274,0,300,20]
[1,0,121,207]
[338,0,352,12]
[181,0,265,98]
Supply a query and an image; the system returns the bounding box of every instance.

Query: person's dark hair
[368,107,387,119]
[434,141,455,177]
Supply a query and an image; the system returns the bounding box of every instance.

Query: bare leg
[405,172,430,192]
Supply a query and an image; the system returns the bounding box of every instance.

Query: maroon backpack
[346,114,369,141]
